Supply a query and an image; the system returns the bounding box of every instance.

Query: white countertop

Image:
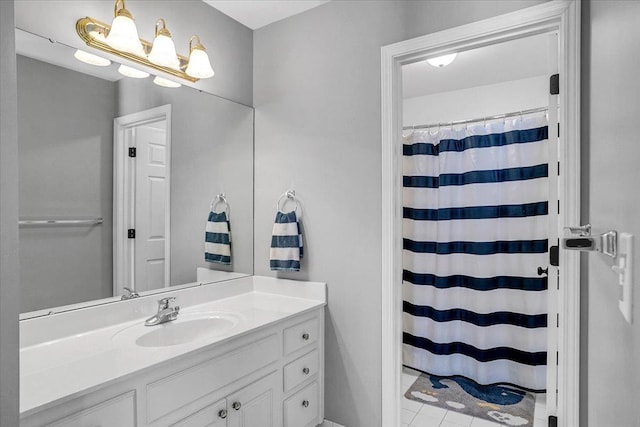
[20,276,326,416]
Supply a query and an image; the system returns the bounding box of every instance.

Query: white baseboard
[319,420,347,427]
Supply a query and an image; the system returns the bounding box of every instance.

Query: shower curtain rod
[402,106,549,131]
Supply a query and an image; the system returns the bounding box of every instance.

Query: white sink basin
[112,312,242,348]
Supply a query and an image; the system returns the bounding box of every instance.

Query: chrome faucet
[145,297,180,326]
[121,287,140,300]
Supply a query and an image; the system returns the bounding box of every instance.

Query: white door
[132,121,169,292]
[227,373,280,427]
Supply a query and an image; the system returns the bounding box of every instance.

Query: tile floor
[401,367,548,427]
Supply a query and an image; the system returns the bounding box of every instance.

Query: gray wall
[0,0,19,424]
[14,0,253,106]
[117,79,254,285]
[582,1,640,426]
[252,1,545,425]
[17,56,116,312]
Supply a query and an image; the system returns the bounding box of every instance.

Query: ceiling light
[73,49,111,66]
[185,36,214,79]
[118,64,149,78]
[153,76,181,88]
[104,0,146,57]
[427,53,457,68]
[148,19,181,70]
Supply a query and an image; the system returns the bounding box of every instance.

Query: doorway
[113,105,172,295]
[381,2,580,426]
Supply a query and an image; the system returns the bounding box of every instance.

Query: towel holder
[276,189,299,213]
[210,193,229,215]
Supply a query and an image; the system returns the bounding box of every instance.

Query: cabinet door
[227,372,280,427]
[171,398,228,427]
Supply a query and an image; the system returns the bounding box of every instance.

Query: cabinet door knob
[302,367,310,375]
[302,332,310,340]
[232,401,242,411]
[302,400,310,408]
[218,409,228,419]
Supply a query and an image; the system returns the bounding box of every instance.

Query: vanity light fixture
[73,49,111,66]
[76,0,215,83]
[427,53,457,68]
[118,64,149,78]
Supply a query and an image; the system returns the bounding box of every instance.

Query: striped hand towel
[205,211,232,265]
[270,211,304,271]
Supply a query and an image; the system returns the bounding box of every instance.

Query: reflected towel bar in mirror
[18,218,103,226]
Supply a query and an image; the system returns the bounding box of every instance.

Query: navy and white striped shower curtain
[402,114,549,391]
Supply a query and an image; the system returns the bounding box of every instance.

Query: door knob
[302,333,310,340]
[537,266,548,276]
[302,400,310,408]
[302,367,310,375]
[218,409,227,419]
[232,401,242,411]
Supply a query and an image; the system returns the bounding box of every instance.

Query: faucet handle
[158,296,176,309]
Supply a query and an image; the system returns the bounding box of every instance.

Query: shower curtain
[402,114,549,392]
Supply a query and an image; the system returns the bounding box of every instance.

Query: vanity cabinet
[21,308,324,427]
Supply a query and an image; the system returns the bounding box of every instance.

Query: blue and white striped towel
[270,211,304,271]
[205,211,232,265]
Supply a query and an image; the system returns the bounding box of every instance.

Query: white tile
[403,366,422,376]
[403,372,420,387]
[417,403,448,419]
[441,422,473,427]
[410,411,447,427]
[403,408,418,425]
[443,410,474,426]
[533,417,548,427]
[318,422,333,427]
[470,417,504,427]
[403,396,424,412]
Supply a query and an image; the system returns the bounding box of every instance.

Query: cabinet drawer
[171,399,227,427]
[147,333,279,423]
[283,317,318,356]
[283,349,319,393]
[283,381,319,427]
[49,391,135,427]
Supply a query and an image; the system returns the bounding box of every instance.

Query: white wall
[0,1,20,424]
[583,1,640,426]
[14,0,253,106]
[253,1,547,425]
[403,76,548,127]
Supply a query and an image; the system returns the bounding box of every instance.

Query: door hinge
[550,245,559,266]
[128,147,136,158]
[128,229,135,239]
[550,73,559,95]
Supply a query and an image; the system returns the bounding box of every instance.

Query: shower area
[400,34,557,427]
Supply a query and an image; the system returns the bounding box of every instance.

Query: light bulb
[104,1,146,57]
[186,36,214,79]
[427,53,457,68]
[148,19,181,70]
[74,49,111,66]
[153,76,181,88]
[118,64,149,78]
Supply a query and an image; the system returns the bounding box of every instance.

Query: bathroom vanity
[19,276,326,427]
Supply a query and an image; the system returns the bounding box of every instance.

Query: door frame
[380,2,581,426]
[113,104,172,296]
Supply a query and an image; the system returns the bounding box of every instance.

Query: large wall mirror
[16,28,254,318]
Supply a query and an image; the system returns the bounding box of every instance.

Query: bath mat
[405,373,536,426]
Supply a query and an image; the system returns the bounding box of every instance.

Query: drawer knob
[302,400,310,408]
[232,401,242,411]
[302,332,310,341]
[302,367,310,375]
[218,409,228,419]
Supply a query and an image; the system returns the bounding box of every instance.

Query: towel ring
[276,190,299,213]
[210,193,229,215]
